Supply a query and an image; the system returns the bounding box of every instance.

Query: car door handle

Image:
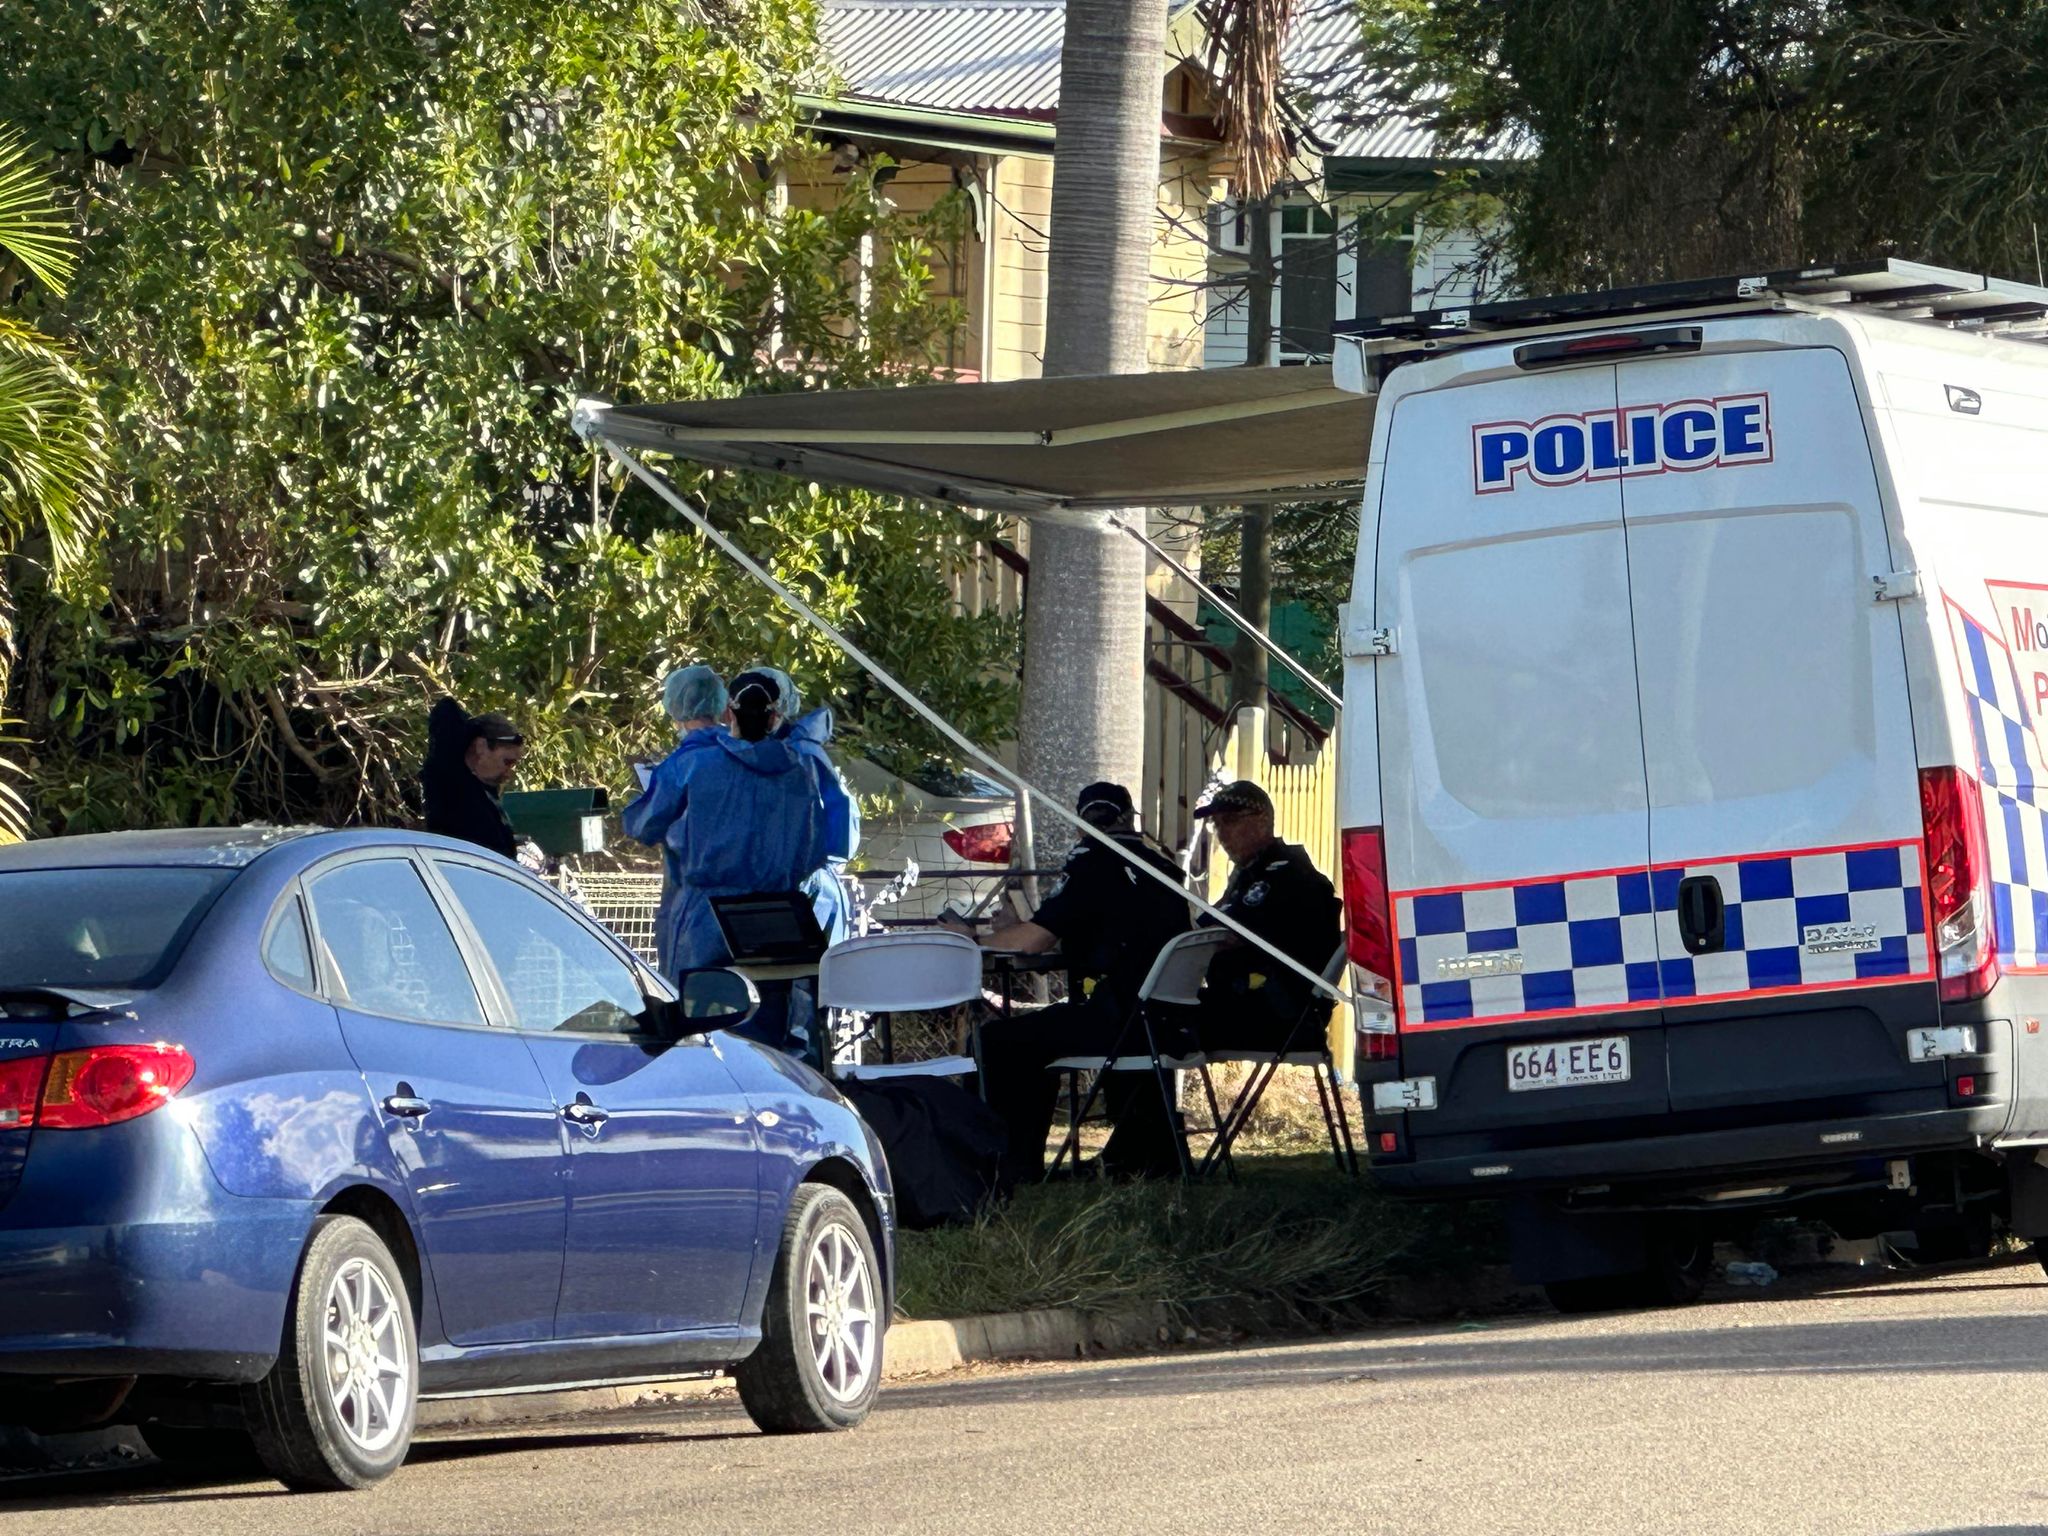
[382,1094,432,1119]
[1676,874,1727,955]
[562,1100,610,1127]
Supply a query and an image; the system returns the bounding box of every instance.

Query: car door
[306,853,569,1347]
[1375,363,1669,1138]
[1615,346,1935,1112]
[430,856,762,1338]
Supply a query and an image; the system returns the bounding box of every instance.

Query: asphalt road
[8,1261,2048,1536]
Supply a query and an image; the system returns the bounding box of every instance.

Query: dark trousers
[977,995,1184,1191]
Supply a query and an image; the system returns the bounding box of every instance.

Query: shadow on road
[875,1291,2048,1417]
[0,1424,758,1510]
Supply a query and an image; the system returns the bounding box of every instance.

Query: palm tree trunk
[1018,0,1169,851]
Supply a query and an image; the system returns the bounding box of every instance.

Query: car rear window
[0,867,236,989]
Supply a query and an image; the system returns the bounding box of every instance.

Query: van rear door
[1376,365,1671,1140]
[1614,346,1938,1115]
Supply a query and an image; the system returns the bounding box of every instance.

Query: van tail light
[1921,766,1999,1004]
[943,821,1014,865]
[37,1044,196,1130]
[1342,826,1399,1030]
[0,1055,50,1129]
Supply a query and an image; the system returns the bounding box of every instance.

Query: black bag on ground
[839,1077,1006,1229]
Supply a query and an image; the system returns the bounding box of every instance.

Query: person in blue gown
[626,665,727,978]
[622,670,826,1017]
[756,667,860,946]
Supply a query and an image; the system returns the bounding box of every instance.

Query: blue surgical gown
[622,727,827,979]
[783,706,860,945]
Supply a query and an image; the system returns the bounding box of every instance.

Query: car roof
[0,825,432,872]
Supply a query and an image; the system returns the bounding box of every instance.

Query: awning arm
[576,409,1355,1013]
[1110,514,1343,714]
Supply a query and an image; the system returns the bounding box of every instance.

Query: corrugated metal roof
[820,0,1513,162]
[821,1,1089,117]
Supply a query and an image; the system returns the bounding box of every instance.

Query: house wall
[1201,197,1514,367]
[1149,150,1215,372]
[988,155,1051,381]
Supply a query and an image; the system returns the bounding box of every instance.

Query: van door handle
[382,1093,432,1120]
[562,1099,610,1128]
[1676,875,1727,955]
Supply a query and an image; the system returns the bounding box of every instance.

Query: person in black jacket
[421,697,523,859]
[944,782,1191,1190]
[1190,779,1343,1051]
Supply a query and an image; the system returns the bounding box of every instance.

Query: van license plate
[1507,1036,1631,1092]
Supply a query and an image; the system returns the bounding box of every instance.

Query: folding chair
[1198,944,1358,1177]
[817,929,983,1079]
[1047,928,1235,1182]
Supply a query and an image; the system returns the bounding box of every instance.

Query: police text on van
[1473,393,1773,494]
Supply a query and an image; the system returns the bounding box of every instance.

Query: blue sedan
[0,827,895,1489]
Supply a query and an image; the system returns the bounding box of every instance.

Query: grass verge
[894,1154,1505,1328]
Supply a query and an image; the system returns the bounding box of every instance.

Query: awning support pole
[1109,514,1343,713]
[584,426,1353,1011]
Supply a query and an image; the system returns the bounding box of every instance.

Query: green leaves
[1353,0,2048,291]
[0,133,77,293]
[1,0,1004,832]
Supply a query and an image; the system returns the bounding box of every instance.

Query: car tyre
[139,1423,264,1477]
[736,1183,883,1433]
[241,1214,418,1490]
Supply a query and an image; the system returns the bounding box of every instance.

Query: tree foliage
[1348,0,2048,291]
[0,126,106,840]
[0,0,1013,834]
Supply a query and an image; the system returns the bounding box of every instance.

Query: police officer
[1190,779,1343,1051]
[942,782,1190,1191]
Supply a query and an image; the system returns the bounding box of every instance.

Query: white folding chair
[817,930,983,1079]
[1198,944,1358,1177]
[1048,929,1234,1181]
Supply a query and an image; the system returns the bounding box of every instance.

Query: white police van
[1335,262,2048,1308]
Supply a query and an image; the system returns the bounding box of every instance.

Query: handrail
[982,538,1328,745]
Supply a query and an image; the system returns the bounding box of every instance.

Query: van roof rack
[1336,259,2048,347]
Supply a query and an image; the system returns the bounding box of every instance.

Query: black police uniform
[1195,838,1342,1051]
[977,830,1191,1190]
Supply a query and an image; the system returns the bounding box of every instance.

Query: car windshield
[0,867,237,989]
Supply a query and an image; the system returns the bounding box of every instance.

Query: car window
[0,867,235,989]
[436,862,647,1036]
[264,897,317,993]
[307,859,486,1026]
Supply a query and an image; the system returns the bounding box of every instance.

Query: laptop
[708,891,829,966]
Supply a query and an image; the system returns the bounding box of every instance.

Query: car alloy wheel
[321,1255,411,1454]
[805,1220,878,1404]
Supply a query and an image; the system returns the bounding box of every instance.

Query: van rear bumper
[1374,1103,2009,1195]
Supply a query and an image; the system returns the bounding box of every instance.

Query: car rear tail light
[0,1055,49,1129]
[1513,326,1702,370]
[38,1044,195,1130]
[1921,766,1999,1003]
[943,821,1014,865]
[1356,1030,1399,1062]
[1342,827,1399,1027]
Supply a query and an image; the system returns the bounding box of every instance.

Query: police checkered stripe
[1953,605,2039,806]
[1987,785,2048,969]
[1950,602,2048,968]
[1395,844,1928,1026]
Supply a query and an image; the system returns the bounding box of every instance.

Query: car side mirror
[670,967,761,1036]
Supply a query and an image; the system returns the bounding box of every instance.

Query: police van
[1335,262,2048,1308]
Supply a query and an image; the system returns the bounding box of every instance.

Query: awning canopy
[578,365,1374,515]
